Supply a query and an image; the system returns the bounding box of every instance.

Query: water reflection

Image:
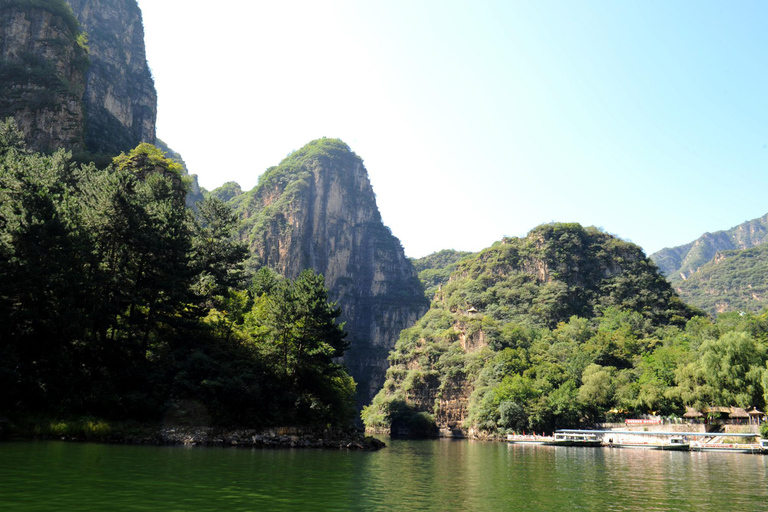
[1,440,767,511]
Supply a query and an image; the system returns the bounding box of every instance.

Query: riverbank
[2,418,385,450]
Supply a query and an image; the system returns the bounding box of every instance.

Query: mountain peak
[235,140,428,404]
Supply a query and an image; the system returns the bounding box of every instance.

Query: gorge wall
[0,0,88,152]
[232,139,429,404]
[66,0,156,154]
[0,0,156,154]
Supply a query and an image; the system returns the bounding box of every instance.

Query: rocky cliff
[0,0,89,152]
[0,0,156,155]
[66,0,156,154]
[651,213,768,283]
[235,138,429,404]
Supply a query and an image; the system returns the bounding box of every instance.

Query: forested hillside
[363,224,768,437]
[411,249,473,299]
[0,119,356,428]
[674,243,768,315]
[650,213,768,315]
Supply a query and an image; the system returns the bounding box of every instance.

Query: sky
[137,0,768,258]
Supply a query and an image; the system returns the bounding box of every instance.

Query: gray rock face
[241,140,429,404]
[0,4,88,152]
[651,213,768,283]
[0,0,157,155]
[66,0,156,154]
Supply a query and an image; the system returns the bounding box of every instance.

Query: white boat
[609,436,689,451]
[690,441,761,454]
[659,437,690,451]
[546,432,602,447]
[506,434,550,445]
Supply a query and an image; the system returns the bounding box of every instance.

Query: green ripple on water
[1,440,768,511]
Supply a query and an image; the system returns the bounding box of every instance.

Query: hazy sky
[137,0,768,258]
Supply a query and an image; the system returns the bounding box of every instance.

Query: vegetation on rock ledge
[364,224,768,436]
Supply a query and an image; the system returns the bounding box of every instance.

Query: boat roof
[557,429,758,438]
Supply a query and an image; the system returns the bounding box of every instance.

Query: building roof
[683,407,703,418]
[729,407,750,419]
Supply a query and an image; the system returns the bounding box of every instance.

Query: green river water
[2,439,767,511]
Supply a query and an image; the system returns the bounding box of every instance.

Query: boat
[659,437,690,451]
[607,436,689,451]
[506,434,550,445]
[610,443,660,450]
[690,441,761,454]
[545,432,602,447]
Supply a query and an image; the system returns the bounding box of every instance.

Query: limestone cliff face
[238,139,429,403]
[66,0,156,154]
[0,1,88,152]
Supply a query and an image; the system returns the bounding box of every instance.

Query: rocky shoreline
[4,425,386,451]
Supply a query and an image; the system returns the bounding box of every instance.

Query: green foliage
[439,223,698,329]
[0,0,82,36]
[651,214,768,284]
[411,249,474,298]
[209,181,243,203]
[0,118,27,155]
[361,395,437,437]
[113,143,184,177]
[0,133,357,428]
[366,223,768,435]
[676,244,768,315]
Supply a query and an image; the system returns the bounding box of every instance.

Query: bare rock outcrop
[66,0,157,153]
[239,139,429,404]
[0,2,88,152]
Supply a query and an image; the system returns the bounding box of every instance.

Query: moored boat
[506,434,550,445]
[607,436,689,451]
[690,441,761,454]
[546,432,602,447]
[659,437,690,451]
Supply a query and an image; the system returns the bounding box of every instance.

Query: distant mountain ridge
[674,243,768,315]
[650,213,768,283]
[411,249,474,300]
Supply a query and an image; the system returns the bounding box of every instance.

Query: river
[2,439,767,511]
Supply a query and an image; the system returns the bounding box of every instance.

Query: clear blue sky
[137,0,768,258]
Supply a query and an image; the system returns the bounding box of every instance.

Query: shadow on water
[1,439,767,511]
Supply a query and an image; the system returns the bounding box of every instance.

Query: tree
[698,331,766,408]
[0,118,26,156]
[247,269,355,424]
[262,269,348,379]
[192,196,248,305]
[578,364,617,422]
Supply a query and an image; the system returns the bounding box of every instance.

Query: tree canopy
[0,119,357,427]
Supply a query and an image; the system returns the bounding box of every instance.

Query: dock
[508,429,766,454]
